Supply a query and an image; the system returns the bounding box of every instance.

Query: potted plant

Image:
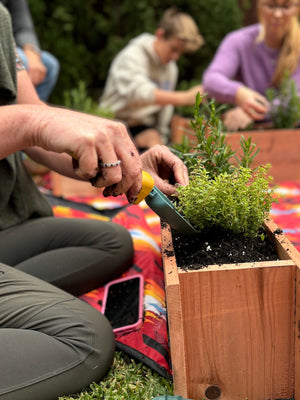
[171,76,300,184]
[162,95,300,400]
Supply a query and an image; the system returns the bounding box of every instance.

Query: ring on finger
[100,160,121,168]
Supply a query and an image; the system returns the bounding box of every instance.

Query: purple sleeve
[202,32,245,104]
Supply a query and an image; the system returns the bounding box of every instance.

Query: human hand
[184,84,204,105]
[140,144,189,196]
[32,106,142,198]
[24,48,47,86]
[223,107,254,131]
[235,86,269,120]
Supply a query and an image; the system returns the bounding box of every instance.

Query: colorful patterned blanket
[270,182,300,251]
[47,181,300,379]
[49,193,171,378]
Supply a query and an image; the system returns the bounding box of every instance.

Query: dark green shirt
[0,3,53,230]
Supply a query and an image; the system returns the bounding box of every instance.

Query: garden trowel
[134,171,197,234]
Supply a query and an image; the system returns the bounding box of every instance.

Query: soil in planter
[168,224,279,270]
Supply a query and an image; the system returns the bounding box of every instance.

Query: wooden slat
[225,129,300,183]
[162,224,188,396]
[264,219,300,266]
[177,259,295,273]
[295,267,300,400]
[179,264,295,400]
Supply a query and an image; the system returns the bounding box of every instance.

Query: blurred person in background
[99,7,204,151]
[1,0,60,102]
[202,0,300,131]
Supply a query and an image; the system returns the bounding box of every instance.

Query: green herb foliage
[172,94,259,177]
[172,94,275,238]
[266,72,300,129]
[176,163,273,238]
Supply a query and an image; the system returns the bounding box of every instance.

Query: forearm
[154,89,186,105]
[154,86,203,106]
[202,71,242,104]
[0,104,38,158]
[17,69,43,104]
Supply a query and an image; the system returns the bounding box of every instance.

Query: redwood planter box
[161,219,300,400]
[170,114,300,184]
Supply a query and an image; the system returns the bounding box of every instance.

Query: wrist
[22,104,47,148]
[234,86,246,106]
[23,44,41,56]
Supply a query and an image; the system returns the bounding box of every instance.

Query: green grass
[59,351,174,400]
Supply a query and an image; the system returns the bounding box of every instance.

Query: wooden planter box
[161,219,300,400]
[170,114,300,184]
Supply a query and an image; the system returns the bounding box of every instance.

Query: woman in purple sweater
[202,0,300,130]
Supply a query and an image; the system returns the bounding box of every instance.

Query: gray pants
[0,217,134,399]
[0,217,134,296]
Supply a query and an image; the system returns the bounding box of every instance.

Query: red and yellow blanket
[52,193,171,378]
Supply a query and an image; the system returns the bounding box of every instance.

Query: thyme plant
[176,163,273,238]
[172,94,275,238]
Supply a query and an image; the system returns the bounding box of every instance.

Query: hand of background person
[235,86,269,120]
[140,144,189,196]
[184,84,204,104]
[223,106,254,131]
[23,47,47,86]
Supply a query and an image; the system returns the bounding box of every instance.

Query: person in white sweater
[99,7,204,151]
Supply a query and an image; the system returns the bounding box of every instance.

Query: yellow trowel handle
[133,171,155,205]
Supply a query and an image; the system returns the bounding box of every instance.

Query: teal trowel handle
[145,186,197,234]
[134,171,196,234]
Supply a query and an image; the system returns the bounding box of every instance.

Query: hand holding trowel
[133,171,197,234]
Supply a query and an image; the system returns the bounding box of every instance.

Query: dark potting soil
[171,225,279,270]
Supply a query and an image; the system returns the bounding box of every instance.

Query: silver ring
[100,160,121,168]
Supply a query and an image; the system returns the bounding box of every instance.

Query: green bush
[63,80,115,118]
[28,0,245,105]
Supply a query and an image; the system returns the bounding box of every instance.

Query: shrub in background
[63,81,115,118]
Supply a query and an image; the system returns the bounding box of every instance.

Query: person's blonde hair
[157,7,204,53]
[257,3,300,86]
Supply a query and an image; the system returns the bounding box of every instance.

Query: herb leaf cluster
[266,73,300,129]
[172,94,259,177]
[172,93,275,238]
[176,163,273,238]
